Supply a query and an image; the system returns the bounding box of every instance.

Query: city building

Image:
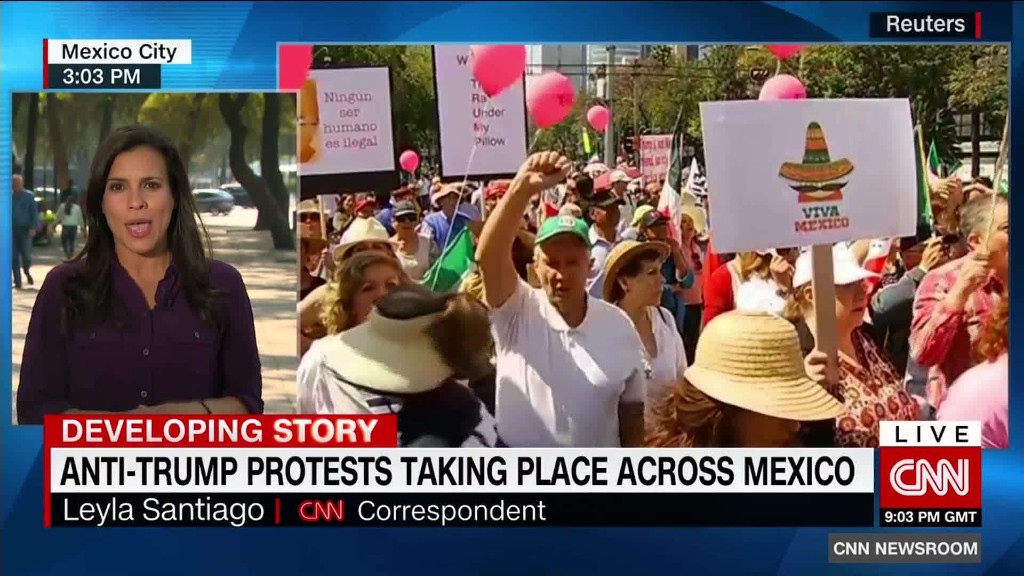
[526,45,589,92]
[672,45,711,61]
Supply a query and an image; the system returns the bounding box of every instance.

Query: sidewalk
[9,209,298,420]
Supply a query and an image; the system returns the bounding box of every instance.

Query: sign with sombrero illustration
[699,99,917,253]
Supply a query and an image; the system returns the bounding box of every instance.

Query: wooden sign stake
[810,244,840,388]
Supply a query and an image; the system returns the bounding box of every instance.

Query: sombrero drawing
[779,122,854,203]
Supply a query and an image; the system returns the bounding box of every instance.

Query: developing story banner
[433,45,528,181]
[299,66,399,197]
[700,99,918,252]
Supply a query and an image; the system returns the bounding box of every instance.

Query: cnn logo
[879,446,981,510]
[298,499,345,523]
[889,458,970,497]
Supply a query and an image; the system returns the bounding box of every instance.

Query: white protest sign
[433,45,528,179]
[700,99,917,253]
[300,67,396,176]
[640,134,673,182]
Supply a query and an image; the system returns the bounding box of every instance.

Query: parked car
[193,189,235,215]
[220,183,254,208]
[34,197,57,246]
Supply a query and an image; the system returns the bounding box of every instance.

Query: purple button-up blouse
[17,259,264,424]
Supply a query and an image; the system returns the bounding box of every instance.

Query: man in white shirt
[585,187,624,299]
[476,151,646,448]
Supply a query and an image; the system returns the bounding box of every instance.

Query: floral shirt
[833,330,919,447]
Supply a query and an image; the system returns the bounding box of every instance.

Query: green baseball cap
[535,215,591,248]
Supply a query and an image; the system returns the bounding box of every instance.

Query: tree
[947,45,1009,176]
[258,93,292,231]
[531,96,590,156]
[45,93,71,191]
[138,93,221,170]
[798,45,994,170]
[218,93,294,250]
[23,94,40,189]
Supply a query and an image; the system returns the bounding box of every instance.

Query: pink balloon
[586,105,610,133]
[470,45,527,98]
[759,74,807,100]
[765,45,806,61]
[399,150,420,173]
[527,72,576,129]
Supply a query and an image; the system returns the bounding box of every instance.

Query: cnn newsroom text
[44,416,978,528]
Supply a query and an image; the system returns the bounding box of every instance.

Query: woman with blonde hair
[937,289,1008,448]
[297,251,411,411]
[702,248,798,327]
[646,310,843,447]
[298,219,398,355]
[298,283,499,447]
[784,244,919,448]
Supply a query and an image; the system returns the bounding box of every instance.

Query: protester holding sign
[476,151,646,448]
[783,245,919,448]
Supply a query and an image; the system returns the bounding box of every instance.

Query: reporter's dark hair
[60,125,221,334]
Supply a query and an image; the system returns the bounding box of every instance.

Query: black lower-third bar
[46,64,162,90]
[51,492,874,527]
[879,508,982,528]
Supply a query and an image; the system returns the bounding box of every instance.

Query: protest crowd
[294,46,1009,450]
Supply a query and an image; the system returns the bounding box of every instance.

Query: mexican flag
[927,139,943,176]
[656,110,686,241]
[422,226,475,293]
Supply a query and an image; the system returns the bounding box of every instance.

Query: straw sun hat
[335,216,395,259]
[319,292,453,395]
[601,240,670,302]
[684,311,844,422]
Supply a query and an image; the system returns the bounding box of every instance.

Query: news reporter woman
[17,125,263,424]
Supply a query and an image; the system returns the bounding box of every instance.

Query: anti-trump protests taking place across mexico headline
[45,415,988,529]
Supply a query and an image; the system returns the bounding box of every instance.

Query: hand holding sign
[527,72,575,128]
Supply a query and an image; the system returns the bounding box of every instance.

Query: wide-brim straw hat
[778,121,855,183]
[335,216,395,259]
[602,240,670,302]
[681,204,708,237]
[319,309,452,395]
[684,310,844,422]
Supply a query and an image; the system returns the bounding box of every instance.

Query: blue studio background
[0,2,1020,575]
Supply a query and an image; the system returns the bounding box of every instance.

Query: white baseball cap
[792,244,879,288]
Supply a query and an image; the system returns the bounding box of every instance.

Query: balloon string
[434,98,492,289]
